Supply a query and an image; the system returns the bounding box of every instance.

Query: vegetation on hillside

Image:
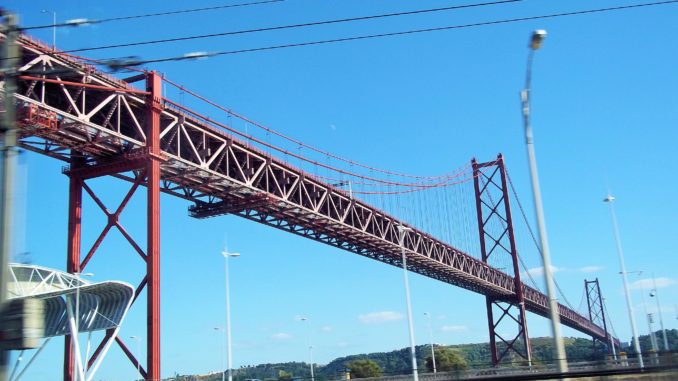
[165,330,678,381]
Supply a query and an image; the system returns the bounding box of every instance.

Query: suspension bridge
[3,32,620,381]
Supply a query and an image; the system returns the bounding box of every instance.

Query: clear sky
[5,0,678,380]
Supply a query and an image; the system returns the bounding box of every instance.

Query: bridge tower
[63,72,163,381]
[585,278,614,356]
[472,154,532,366]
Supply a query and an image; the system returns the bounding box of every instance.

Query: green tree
[278,370,293,381]
[346,359,383,379]
[425,348,467,372]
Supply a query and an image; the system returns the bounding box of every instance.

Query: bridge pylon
[62,72,163,381]
[472,154,531,366]
[585,278,615,357]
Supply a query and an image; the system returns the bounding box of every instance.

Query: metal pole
[130,336,141,380]
[0,11,20,381]
[603,196,643,367]
[521,31,568,373]
[75,276,81,381]
[309,344,315,381]
[213,328,225,381]
[651,274,669,351]
[299,317,314,381]
[223,252,234,381]
[398,226,419,381]
[639,288,658,352]
[424,313,436,374]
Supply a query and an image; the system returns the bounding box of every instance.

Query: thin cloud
[525,265,561,277]
[630,277,677,290]
[320,326,333,332]
[440,325,469,333]
[271,332,292,341]
[579,266,604,273]
[358,311,403,324]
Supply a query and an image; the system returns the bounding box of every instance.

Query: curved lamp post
[520,29,568,373]
[423,312,436,374]
[603,195,643,367]
[397,225,419,381]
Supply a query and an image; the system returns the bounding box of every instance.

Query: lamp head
[603,195,616,203]
[650,290,656,297]
[530,29,547,50]
[222,251,240,258]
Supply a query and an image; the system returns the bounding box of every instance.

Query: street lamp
[397,225,419,381]
[130,335,142,380]
[221,248,240,381]
[650,274,670,351]
[520,29,568,373]
[603,195,643,367]
[637,279,658,352]
[423,313,436,374]
[298,316,315,381]
[40,10,56,50]
[213,327,226,381]
[72,272,93,381]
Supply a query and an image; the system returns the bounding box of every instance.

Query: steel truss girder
[10,35,612,351]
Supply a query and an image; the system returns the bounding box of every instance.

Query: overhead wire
[83,0,678,65]
[57,0,519,54]
[13,1,678,188]
[19,0,286,31]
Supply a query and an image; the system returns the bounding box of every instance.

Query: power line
[19,0,286,31]
[100,0,678,65]
[60,0,520,53]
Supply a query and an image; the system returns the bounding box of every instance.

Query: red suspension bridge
[5,33,618,380]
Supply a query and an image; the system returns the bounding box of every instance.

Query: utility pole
[0,10,20,381]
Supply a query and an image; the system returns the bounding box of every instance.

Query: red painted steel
[585,279,616,353]
[473,155,531,365]
[8,34,616,377]
[64,155,83,381]
[145,71,163,381]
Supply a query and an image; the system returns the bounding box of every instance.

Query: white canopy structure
[6,263,134,381]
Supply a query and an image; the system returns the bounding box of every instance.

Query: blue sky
[5,0,678,379]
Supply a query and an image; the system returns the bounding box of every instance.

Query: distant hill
[166,329,678,381]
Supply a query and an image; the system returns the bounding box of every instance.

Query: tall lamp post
[650,274,669,351]
[72,272,93,381]
[130,335,142,380]
[397,225,419,381]
[213,327,226,381]
[221,249,240,381]
[40,10,56,49]
[298,316,315,381]
[603,195,643,367]
[423,313,436,374]
[520,29,568,373]
[638,281,658,352]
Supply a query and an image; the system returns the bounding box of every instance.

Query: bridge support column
[64,155,84,381]
[585,279,613,357]
[61,71,164,381]
[473,154,532,366]
[146,71,162,381]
